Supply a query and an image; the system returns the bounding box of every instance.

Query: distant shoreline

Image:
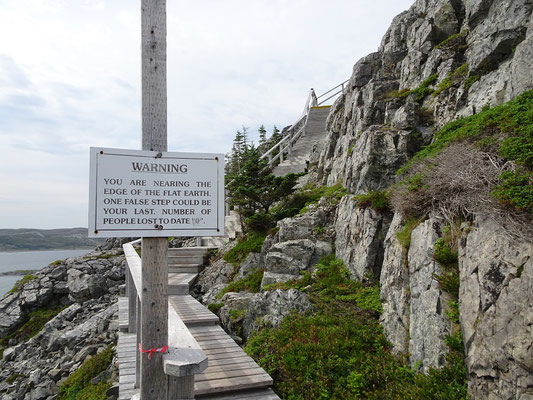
[0,269,40,276]
[0,247,95,253]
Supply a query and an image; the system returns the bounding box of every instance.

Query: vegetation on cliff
[246,255,467,399]
[58,345,114,400]
[392,90,533,236]
[0,306,64,359]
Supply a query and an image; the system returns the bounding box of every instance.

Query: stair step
[168,247,210,256]
[169,265,203,274]
[168,254,206,264]
[168,273,198,295]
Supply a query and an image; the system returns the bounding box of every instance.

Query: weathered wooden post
[140,1,168,399]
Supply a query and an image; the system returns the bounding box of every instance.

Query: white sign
[88,147,224,238]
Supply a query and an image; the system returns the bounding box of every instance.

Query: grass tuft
[245,255,467,399]
[217,268,264,299]
[8,274,37,294]
[58,345,114,400]
[354,190,390,212]
[223,232,266,265]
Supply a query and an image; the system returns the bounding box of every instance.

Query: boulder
[261,239,331,287]
[335,196,391,281]
[243,289,312,338]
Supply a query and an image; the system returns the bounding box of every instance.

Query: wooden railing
[259,80,348,168]
[123,239,207,399]
[213,81,349,236]
[317,80,348,106]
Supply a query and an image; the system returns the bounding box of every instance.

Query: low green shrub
[435,271,460,297]
[405,173,427,192]
[433,64,469,97]
[83,252,114,260]
[492,170,533,213]
[6,374,22,384]
[435,30,468,50]
[384,88,411,101]
[229,309,246,323]
[396,218,423,250]
[434,234,460,296]
[383,75,438,103]
[207,303,224,313]
[398,90,533,175]
[8,274,37,294]
[434,238,458,266]
[217,268,264,299]
[410,74,438,102]
[246,255,467,399]
[354,190,390,212]
[464,74,480,90]
[264,271,314,292]
[446,301,460,324]
[58,345,114,400]
[223,232,266,265]
[0,306,65,348]
[353,286,383,313]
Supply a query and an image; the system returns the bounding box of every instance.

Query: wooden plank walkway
[118,295,278,399]
[169,294,220,326]
[118,297,128,332]
[189,325,273,396]
[118,331,137,400]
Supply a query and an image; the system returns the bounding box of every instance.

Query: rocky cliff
[199,1,532,399]
[0,247,125,400]
[309,1,533,398]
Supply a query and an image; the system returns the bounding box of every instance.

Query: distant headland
[0,228,104,252]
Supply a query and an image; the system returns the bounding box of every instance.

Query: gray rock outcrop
[314,0,532,196]
[459,216,533,400]
[407,218,452,372]
[0,248,124,400]
[335,196,391,280]
[379,213,410,355]
[259,204,334,288]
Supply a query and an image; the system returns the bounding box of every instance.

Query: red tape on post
[138,343,169,360]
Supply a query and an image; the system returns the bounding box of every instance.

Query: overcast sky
[0,0,413,229]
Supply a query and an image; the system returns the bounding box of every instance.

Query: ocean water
[0,249,90,298]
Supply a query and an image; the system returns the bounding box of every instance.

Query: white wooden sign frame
[88,147,224,238]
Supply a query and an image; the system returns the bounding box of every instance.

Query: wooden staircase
[166,245,277,398]
[200,210,242,248]
[118,240,278,399]
[273,106,331,177]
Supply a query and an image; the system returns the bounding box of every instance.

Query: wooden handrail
[123,239,208,399]
[317,79,349,104]
[258,81,347,168]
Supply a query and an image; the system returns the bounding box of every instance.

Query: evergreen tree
[227,145,299,219]
[228,126,250,177]
[270,125,281,146]
[258,125,267,149]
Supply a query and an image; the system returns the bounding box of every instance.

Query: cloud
[0,0,414,228]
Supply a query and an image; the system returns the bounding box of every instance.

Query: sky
[0,0,414,229]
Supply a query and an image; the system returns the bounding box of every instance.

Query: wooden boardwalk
[117,291,279,399]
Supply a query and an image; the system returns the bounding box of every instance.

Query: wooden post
[136,296,141,389]
[168,376,195,400]
[140,1,168,399]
